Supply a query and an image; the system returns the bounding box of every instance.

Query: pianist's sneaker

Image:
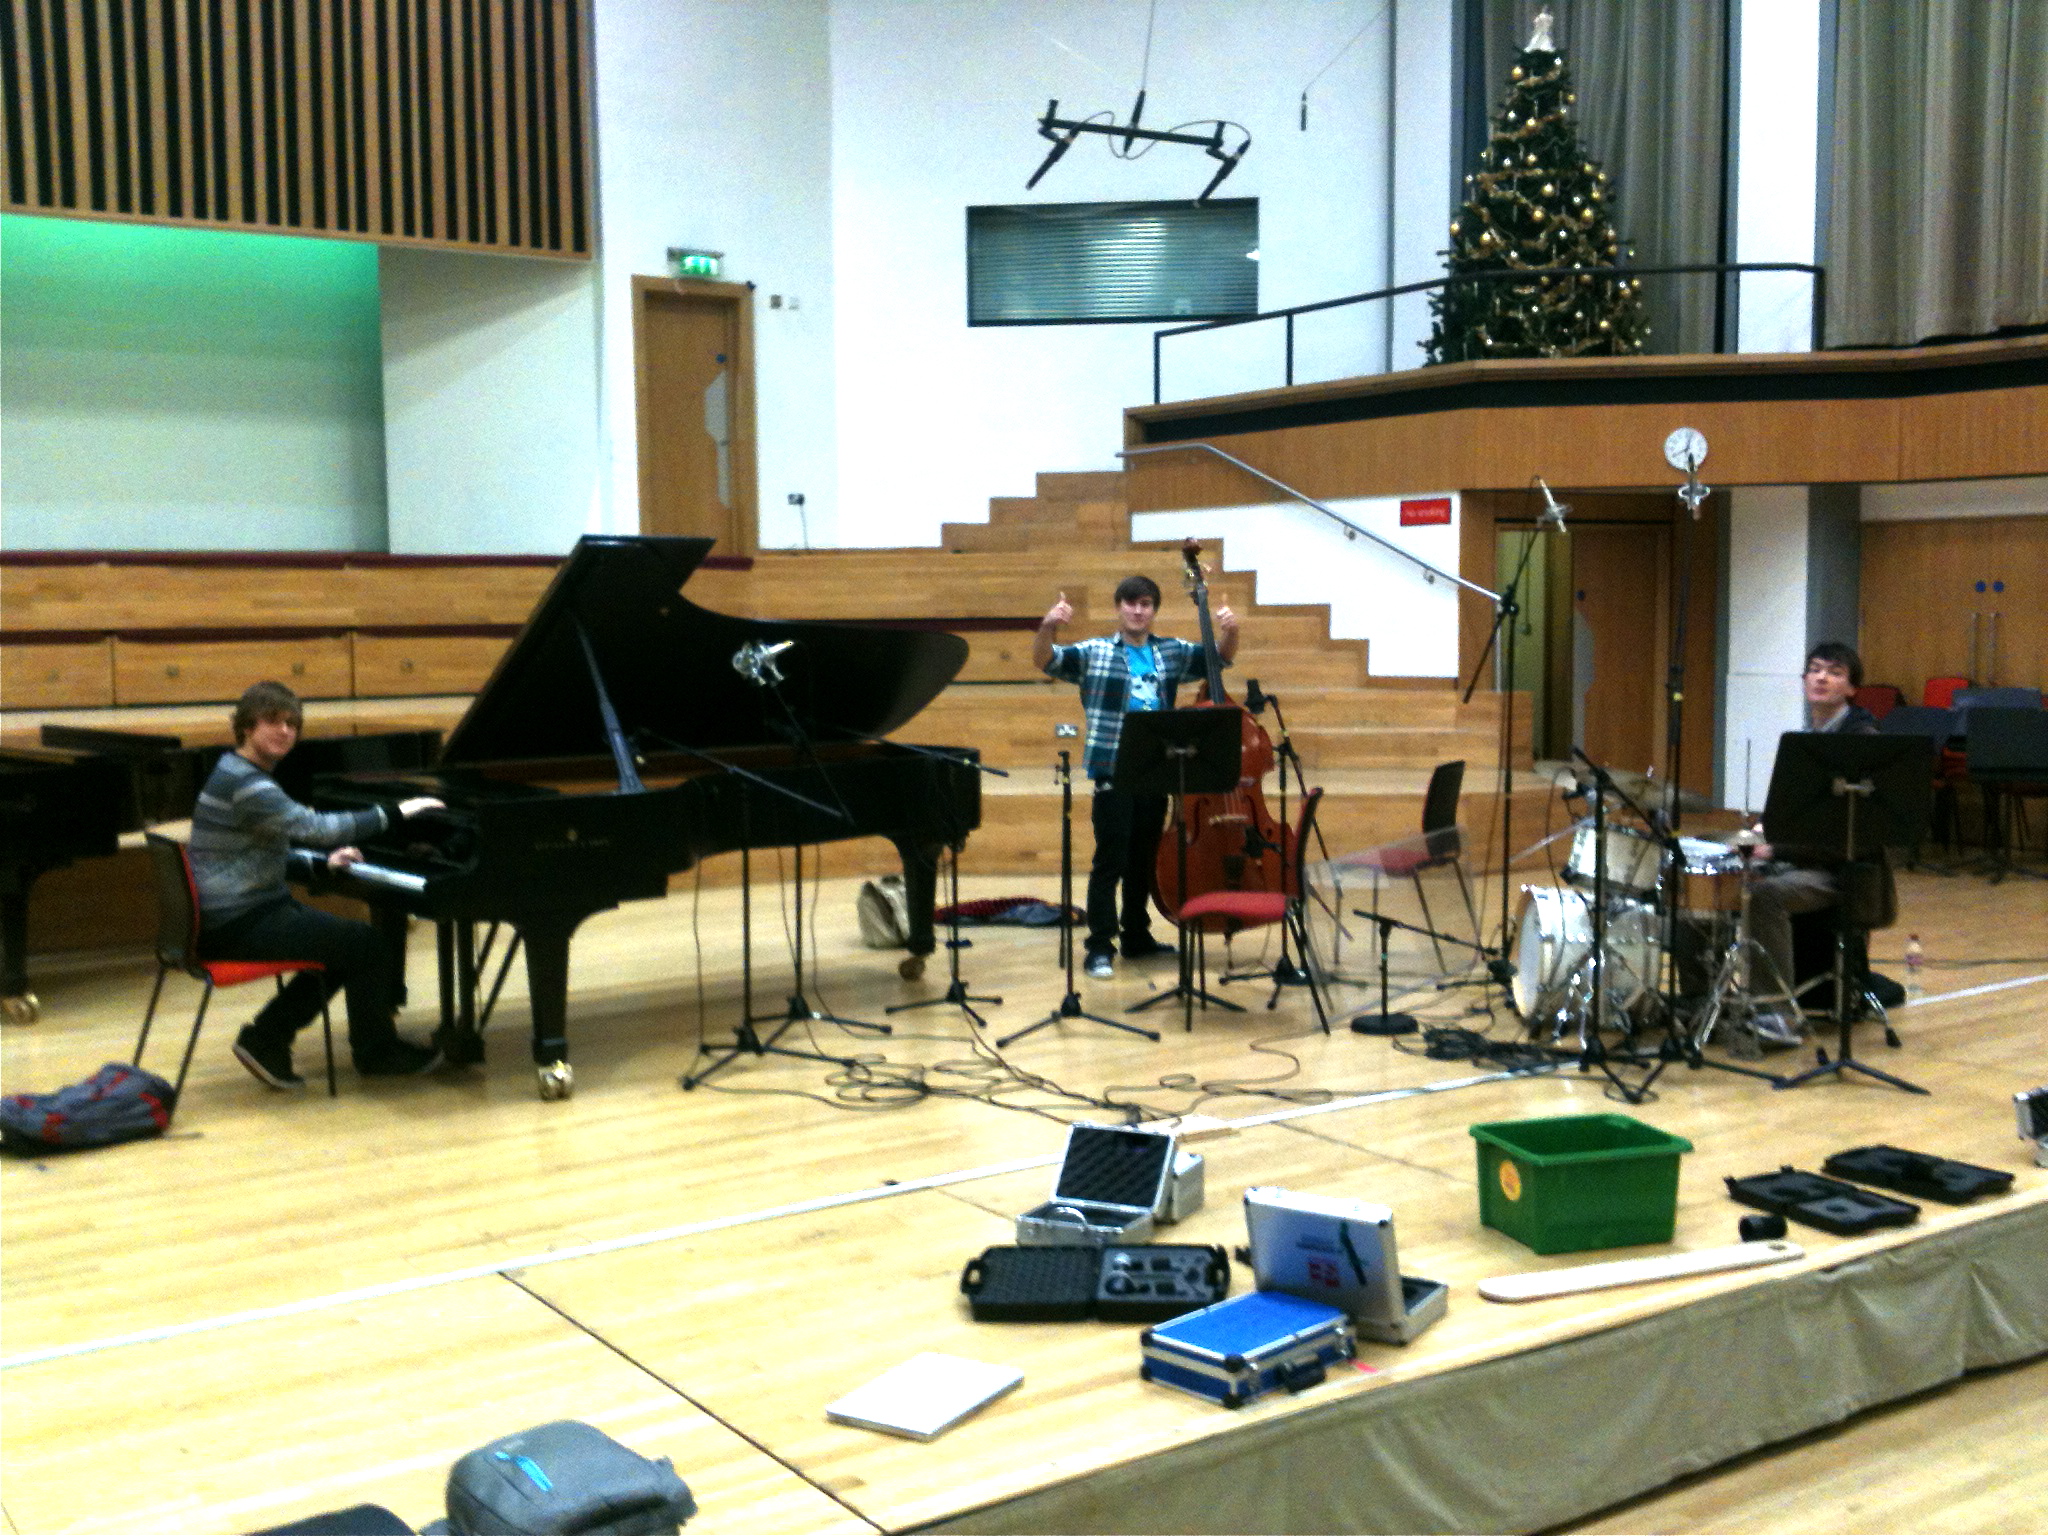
[1084,951,1115,980]
[356,1038,443,1077]
[233,1027,306,1091]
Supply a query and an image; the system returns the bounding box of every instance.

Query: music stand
[1110,708,1244,1032]
[1762,731,1934,1095]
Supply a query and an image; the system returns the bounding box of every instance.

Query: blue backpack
[0,1063,177,1154]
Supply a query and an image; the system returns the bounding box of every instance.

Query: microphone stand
[1000,749,1159,1047]
[1218,683,1313,1005]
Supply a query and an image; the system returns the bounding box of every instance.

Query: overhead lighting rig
[1025,95,1251,203]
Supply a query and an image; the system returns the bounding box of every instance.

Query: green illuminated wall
[0,214,387,551]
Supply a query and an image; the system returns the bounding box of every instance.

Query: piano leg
[1,881,39,1022]
[891,834,944,982]
[519,912,592,1100]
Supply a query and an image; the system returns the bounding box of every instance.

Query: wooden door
[1571,524,1671,779]
[1859,515,2048,700]
[633,277,757,554]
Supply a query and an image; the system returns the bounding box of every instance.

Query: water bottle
[1904,934,1924,998]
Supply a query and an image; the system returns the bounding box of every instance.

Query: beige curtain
[1827,0,2048,345]
[1477,0,1732,355]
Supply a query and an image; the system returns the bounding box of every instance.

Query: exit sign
[667,247,724,280]
[1400,497,1452,526]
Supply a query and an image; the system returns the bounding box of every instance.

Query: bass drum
[1513,886,1661,1030]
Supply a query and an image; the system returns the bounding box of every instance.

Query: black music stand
[1763,732,1934,1096]
[1113,708,1245,1033]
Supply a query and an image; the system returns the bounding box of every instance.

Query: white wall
[828,0,1406,547]
[1131,492,1466,677]
[591,0,837,550]
[1733,0,1822,353]
[1720,486,1811,812]
[1863,476,2048,521]
[380,248,600,555]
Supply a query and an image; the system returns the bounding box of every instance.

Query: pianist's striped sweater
[189,751,389,925]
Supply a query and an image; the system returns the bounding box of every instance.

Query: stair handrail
[1118,441,1502,606]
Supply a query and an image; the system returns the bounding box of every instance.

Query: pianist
[190,681,446,1090]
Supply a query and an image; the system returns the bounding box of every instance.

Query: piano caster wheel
[898,954,926,981]
[2,993,39,1025]
[537,1061,574,1101]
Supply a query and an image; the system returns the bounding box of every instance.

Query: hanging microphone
[733,639,796,685]
[1534,476,1571,533]
[1026,102,1082,190]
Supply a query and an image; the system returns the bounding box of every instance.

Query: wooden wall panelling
[112,633,353,704]
[1898,385,2048,483]
[0,637,114,708]
[352,631,509,696]
[1860,515,2048,700]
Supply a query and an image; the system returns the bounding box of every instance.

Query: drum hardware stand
[1000,748,1158,1047]
[1679,834,1798,1085]
[1555,750,1670,1103]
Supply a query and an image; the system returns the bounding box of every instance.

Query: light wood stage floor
[2,863,2044,1535]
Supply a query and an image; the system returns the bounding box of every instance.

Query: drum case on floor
[1139,1290,1355,1409]
[960,1244,1230,1323]
[1014,1124,1203,1245]
[1725,1167,1920,1236]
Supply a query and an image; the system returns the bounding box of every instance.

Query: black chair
[1347,761,1481,970]
[133,833,337,1116]
[1964,706,2048,881]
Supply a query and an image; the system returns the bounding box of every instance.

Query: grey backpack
[0,1063,176,1154]
[441,1421,695,1536]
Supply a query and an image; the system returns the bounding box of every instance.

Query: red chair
[133,833,336,1117]
[1178,788,1329,1033]
[1853,684,1903,720]
[1923,676,1970,709]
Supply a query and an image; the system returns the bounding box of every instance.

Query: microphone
[1243,678,1269,716]
[1026,102,1081,190]
[1197,139,1247,202]
[733,639,796,686]
[1534,477,1570,533]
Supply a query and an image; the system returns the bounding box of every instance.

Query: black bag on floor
[442,1421,694,1536]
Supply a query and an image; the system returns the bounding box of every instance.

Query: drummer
[1742,642,1881,1042]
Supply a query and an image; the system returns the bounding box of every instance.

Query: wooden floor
[2,860,2044,1535]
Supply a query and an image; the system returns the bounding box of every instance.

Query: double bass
[1154,539,1294,927]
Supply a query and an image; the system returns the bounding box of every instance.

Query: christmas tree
[1424,10,1648,363]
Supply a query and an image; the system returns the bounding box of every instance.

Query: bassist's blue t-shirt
[1124,643,1162,713]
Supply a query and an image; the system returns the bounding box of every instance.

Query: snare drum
[1675,836,1743,913]
[1563,823,1662,893]
[1513,886,1661,1026]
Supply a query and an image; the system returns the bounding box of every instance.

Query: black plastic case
[961,1244,1229,1324]
[1725,1166,1920,1236]
[1821,1145,2015,1205]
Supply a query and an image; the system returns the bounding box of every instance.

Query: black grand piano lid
[441,534,969,766]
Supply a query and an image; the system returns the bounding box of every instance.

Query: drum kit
[1509,760,1755,1048]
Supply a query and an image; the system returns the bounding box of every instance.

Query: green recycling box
[1469,1113,1693,1254]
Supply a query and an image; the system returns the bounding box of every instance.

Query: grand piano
[304,534,980,1099]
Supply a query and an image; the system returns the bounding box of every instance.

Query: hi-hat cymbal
[1602,768,1713,814]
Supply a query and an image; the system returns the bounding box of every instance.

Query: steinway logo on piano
[537,825,612,853]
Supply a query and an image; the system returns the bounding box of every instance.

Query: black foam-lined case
[961,1244,1229,1323]
[1725,1166,1920,1236]
[1821,1145,2014,1205]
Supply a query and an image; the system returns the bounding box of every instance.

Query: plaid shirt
[1043,633,1214,781]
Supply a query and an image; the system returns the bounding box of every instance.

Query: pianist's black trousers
[1087,785,1167,958]
[200,896,406,1066]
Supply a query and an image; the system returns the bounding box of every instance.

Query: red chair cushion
[201,959,325,989]
[1924,676,1969,709]
[1179,891,1289,926]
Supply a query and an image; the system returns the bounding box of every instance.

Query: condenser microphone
[1534,477,1571,534]
[1243,678,1270,716]
[733,639,796,685]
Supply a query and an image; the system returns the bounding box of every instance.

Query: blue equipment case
[1138,1291,1354,1409]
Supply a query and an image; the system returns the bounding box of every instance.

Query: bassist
[1035,574,1238,979]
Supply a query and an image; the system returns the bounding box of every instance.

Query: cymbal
[1526,759,1712,814]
